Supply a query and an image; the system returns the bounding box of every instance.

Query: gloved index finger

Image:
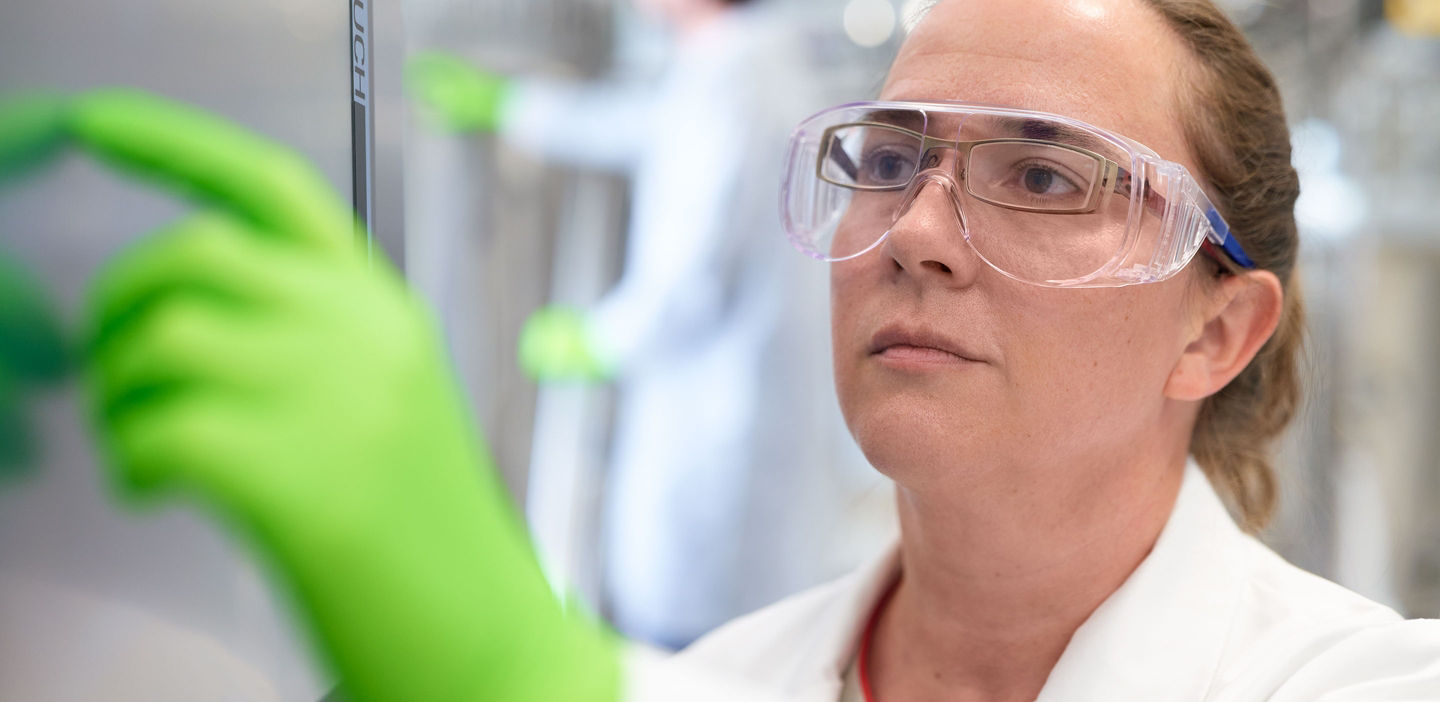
[0,253,70,384]
[67,89,358,255]
[0,94,68,185]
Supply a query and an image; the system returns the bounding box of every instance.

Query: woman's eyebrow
[862,110,1114,153]
[988,116,1112,153]
[859,109,925,131]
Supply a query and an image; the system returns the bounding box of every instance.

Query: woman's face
[832,0,1207,490]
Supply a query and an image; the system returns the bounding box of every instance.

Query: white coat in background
[622,460,1440,700]
[502,6,893,648]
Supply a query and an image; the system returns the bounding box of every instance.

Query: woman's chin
[846,404,998,486]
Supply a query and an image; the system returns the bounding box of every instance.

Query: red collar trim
[857,578,901,702]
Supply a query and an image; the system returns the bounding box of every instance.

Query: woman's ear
[1164,269,1283,402]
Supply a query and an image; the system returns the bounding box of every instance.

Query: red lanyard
[857,579,900,702]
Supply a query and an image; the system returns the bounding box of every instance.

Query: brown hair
[1144,0,1304,533]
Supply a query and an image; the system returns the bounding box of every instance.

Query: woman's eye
[1015,163,1080,196]
[859,150,914,185]
[1023,166,1057,193]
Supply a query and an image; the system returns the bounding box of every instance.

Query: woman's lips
[868,325,985,367]
[875,344,973,365]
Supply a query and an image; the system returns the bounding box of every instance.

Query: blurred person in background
[409,0,888,649]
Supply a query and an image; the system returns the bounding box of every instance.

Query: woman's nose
[880,172,983,286]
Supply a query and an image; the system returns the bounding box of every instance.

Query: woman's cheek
[1010,292,1179,423]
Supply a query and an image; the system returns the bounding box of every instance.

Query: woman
[641,0,1440,699]
[48,0,1439,699]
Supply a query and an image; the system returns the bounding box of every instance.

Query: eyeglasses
[780,101,1254,287]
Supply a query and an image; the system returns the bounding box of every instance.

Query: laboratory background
[0,0,1437,698]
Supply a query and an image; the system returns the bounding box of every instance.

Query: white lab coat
[623,460,1440,701]
[503,7,891,647]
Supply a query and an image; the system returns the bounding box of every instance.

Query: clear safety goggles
[780,101,1255,287]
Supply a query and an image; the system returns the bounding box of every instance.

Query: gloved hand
[405,51,512,133]
[0,95,73,476]
[0,94,69,180]
[66,89,619,702]
[519,305,615,382]
[0,255,69,476]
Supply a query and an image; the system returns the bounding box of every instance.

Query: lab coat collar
[801,460,1245,701]
[790,547,902,702]
[1035,460,1245,700]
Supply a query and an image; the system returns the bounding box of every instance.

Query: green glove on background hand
[0,95,68,182]
[0,254,69,475]
[0,95,73,476]
[64,89,619,702]
[519,305,615,383]
[405,52,512,133]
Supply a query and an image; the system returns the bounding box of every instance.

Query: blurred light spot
[1386,0,1440,35]
[1293,118,1342,172]
[1293,119,1367,240]
[844,0,897,48]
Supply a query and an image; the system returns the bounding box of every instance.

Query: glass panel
[821,123,923,189]
[966,140,1102,212]
[955,117,1128,284]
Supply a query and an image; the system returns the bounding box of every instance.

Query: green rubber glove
[405,52,512,133]
[0,254,69,476]
[67,89,619,702]
[518,305,614,382]
[0,94,69,181]
[0,94,73,477]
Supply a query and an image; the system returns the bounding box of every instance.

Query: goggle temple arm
[1192,186,1256,271]
[1142,159,1257,273]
